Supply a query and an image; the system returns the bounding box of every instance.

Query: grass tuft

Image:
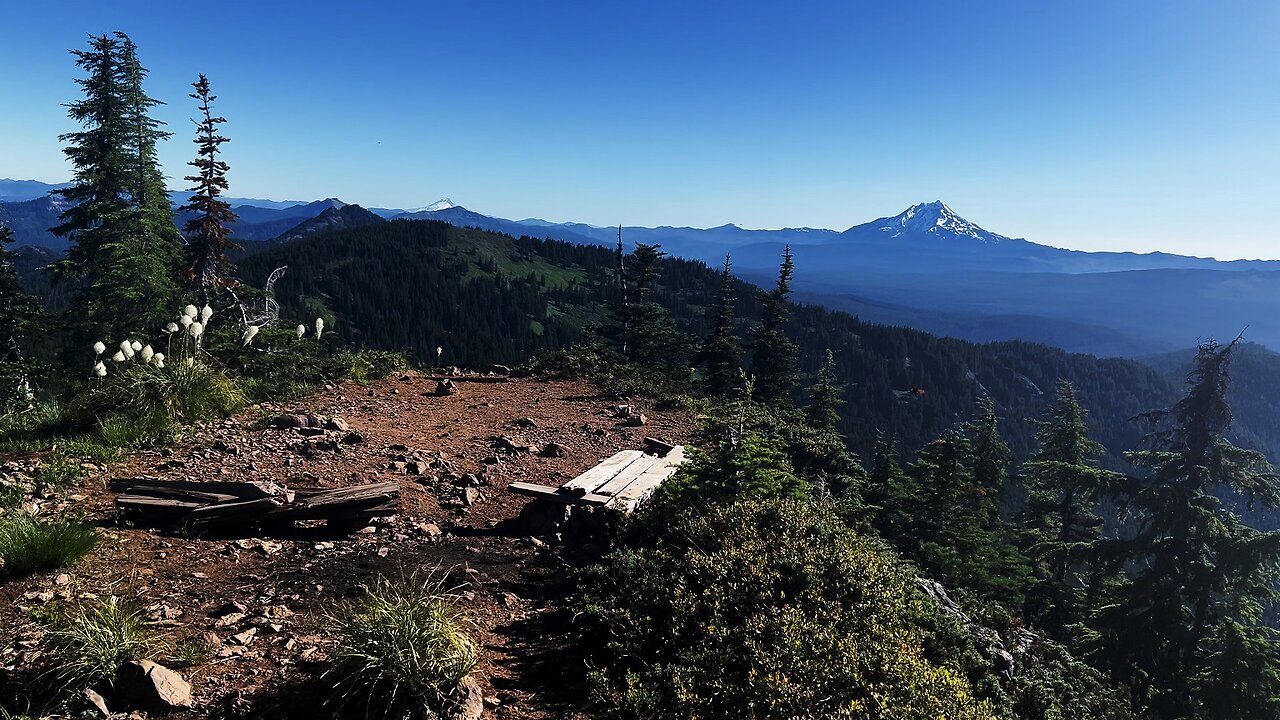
[323,573,478,718]
[0,514,98,578]
[42,596,158,690]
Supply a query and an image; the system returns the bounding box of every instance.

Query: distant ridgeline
[239,219,1199,467]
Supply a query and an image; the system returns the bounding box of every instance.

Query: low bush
[579,499,994,719]
[78,360,245,426]
[323,573,478,718]
[41,596,158,691]
[0,513,98,578]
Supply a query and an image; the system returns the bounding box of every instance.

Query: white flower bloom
[141,345,154,362]
[296,324,306,338]
[184,305,198,318]
[242,325,259,346]
[180,315,193,328]
[165,322,179,333]
[152,353,165,364]
[92,341,106,355]
[201,305,213,323]
[130,340,143,352]
[189,322,204,338]
[315,317,325,339]
[154,358,165,369]
[112,351,126,362]
[94,363,107,378]
[436,346,443,361]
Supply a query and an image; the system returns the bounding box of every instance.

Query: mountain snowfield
[4,178,1280,357]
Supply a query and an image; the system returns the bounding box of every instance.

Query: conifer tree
[965,395,1012,494]
[806,349,842,431]
[696,254,743,396]
[1019,380,1120,620]
[0,224,40,412]
[178,74,239,305]
[605,243,689,372]
[750,245,797,407]
[52,33,179,339]
[1087,340,1280,719]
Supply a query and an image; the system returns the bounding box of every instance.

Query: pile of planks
[111,477,400,532]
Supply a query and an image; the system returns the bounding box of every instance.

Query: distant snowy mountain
[845,200,1015,244]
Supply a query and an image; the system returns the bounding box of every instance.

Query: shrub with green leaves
[41,597,157,690]
[0,513,98,578]
[323,574,478,718]
[579,499,994,719]
[79,359,244,426]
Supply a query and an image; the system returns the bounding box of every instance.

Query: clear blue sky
[3,0,1279,258]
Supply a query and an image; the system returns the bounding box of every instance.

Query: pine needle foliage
[749,245,798,407]
[178,74,240,305]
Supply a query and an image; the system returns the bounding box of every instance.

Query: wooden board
[508,481,610,505]
[605,446,686,512]
[592,453,668,497]
[558,450,646,495]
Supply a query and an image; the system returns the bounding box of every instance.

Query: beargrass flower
[92,341,106,355]
[184,305,198,318]
[180,315,193,328]
[94,362,107,378]
[112,351,125,362]
[130,340,143,352]
[141,345,154,362]
[189,322,204,339]
[242,325,259,346]
[296,324,306,338]
[315,318,325,339]
[165,322,179,333]
[201,305,213,323]
[152,353,164,365]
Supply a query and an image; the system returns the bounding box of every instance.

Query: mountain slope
[239,219,1192,467]
[270,203,383,244]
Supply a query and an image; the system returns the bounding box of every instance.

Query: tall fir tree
[1019,380,1120,626]
[696,254,743,397]
[0,223,40,412]
[750,245,797,407]
[52,33,180,340]
[178,73,239,305]
[1087,340,1280,720]
[805,349,842,431]
[604,243,688,373]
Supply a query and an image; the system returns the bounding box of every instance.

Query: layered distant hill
[5,178,1279,357]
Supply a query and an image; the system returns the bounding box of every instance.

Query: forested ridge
[241,218,1184,464]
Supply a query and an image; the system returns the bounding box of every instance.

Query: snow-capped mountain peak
[873,201,1009,243]
[407,198,456,213]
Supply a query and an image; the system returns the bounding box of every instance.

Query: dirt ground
[0,373,697,719]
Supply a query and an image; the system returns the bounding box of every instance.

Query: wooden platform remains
[111,477,400,532]
[509,438,686,513]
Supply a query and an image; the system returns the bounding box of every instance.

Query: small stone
[215,612,246,627]
[54,573,71,586]
[624,413,648,427]
[462,487,481,506]
[115,660,193,710]
[84,687,111,717]
[324,417,351,432]
[454,676,484,720]
[434,379,457,397]
[540,442,568,458]
[341,431,365,445]
[233,628,258,645]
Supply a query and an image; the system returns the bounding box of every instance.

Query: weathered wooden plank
[592,453,668,497]
[509,481,610,505]
[559,450,646,495]
[606,446,686,512]
[108,478,290,502]
[185,497,285,524]
[116,495,206,512]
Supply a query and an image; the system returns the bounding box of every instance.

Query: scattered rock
[341,431,365,445]
[539,442,568,458]
[453,676,484,720]
[434,379,457,397]
[624,413,648,427]
[325,417,351,432]
[297,427,326,437]
[115,660,193,711]
[84,687,111,717]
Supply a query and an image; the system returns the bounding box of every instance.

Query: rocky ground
[0,373,697,719]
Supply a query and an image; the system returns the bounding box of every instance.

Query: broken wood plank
[642,437,677,456]
[592,453,669,497]
[108,478,291,502]
[559,450,646,496]
[185,497,286,527]
[509,481,610,506]
[423,375,508,384]
[116,495,206,513]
